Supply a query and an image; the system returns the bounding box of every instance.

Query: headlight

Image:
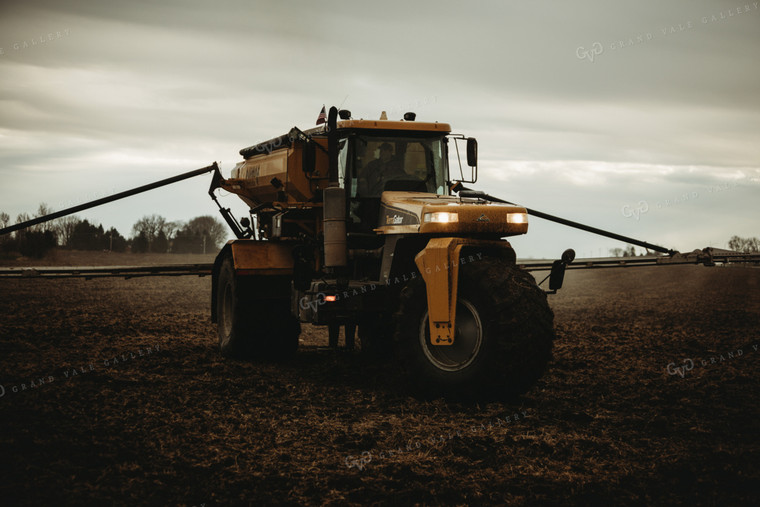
[423,212,459,223]
[506,212,528,224]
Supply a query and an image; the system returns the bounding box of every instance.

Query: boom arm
[0,163,219,236]
[518,248,752,272]
[457,188,675,254]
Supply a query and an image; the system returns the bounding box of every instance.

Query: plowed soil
[1,257,758,506]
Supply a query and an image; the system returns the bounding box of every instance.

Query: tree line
[0,203,227,258]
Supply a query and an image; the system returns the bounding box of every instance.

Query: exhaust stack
[323,106,347,268]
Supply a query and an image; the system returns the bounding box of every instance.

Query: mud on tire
[216,257,300,360]
[393,256,555,398]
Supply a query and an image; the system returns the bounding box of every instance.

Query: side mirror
[302,142,316,173]
[548,260,567,292]
[466,137,478,167]
[549,248,575,292]
[561,248,576,264]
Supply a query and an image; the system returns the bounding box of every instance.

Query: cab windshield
[341,134,448,198]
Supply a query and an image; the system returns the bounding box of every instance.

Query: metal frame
[0,264,212,279]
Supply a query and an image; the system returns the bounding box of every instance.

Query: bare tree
[36,203,52,217]
[163,220,180,241]
[132,214,167,252]
[28,203,54,233]
[8,203,56,235]
[15,212,31,239]
[31,203,69,246]
[728,235,760,253]
[609,247,624,258]
[0,211,9,245]
[53,215,81,247]
[185,215,227,251]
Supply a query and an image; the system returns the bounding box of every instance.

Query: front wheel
[393,257,555,398]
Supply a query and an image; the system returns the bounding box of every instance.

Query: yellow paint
[415,238,516,346]
[337,120,451,132]
[414,238,466,345]
[230,241,294,275]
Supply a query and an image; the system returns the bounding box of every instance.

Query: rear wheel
[216,256,300,360]
[394,257,555,397]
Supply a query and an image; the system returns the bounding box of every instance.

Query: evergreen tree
[104,227,128,252]
[70,219,103,250]
[153,230,169,253]
[131,231,149,253]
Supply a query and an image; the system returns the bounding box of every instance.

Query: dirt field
[1,256,758,505]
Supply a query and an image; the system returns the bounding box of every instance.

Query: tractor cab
[337,132,449,235]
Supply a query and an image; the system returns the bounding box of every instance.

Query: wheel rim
[220,280,233,341]
[418,299,483,372]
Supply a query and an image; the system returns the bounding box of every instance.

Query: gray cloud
[1,0,757,258]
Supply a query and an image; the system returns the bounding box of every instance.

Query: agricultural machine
[2,106,758,397]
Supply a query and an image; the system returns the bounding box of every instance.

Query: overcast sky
[1,0,758,258]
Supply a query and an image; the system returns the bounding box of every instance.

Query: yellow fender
[414,238,465,345]
[414,238,515,346]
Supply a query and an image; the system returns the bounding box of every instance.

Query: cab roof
[240,120,451,158]
[336,120,451,132]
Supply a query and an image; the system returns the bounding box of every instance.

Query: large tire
[216,257,300,360]
[394,257,555,398]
